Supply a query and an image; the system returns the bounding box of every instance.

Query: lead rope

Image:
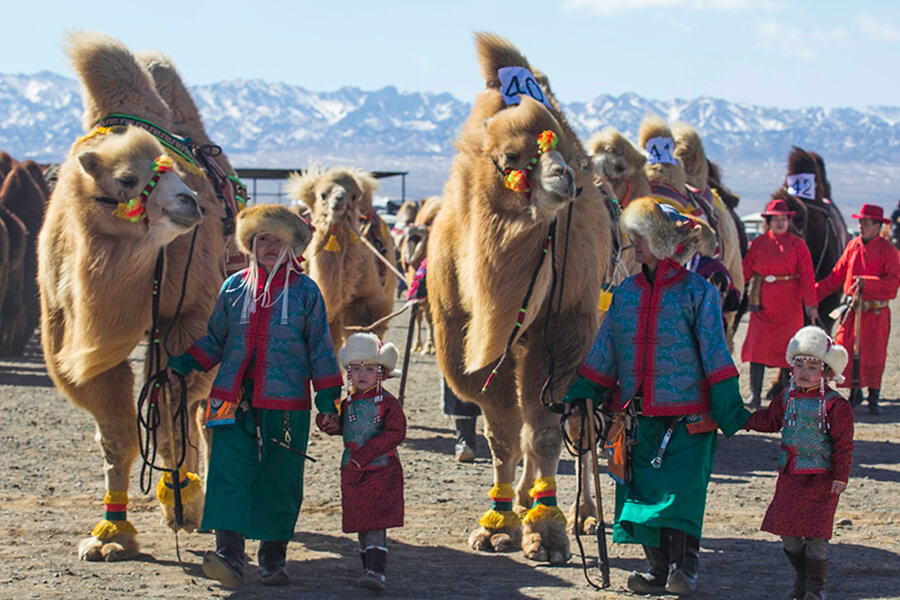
[540,202,574,407]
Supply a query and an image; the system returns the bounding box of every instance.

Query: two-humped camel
[427,32,609,563]
[38,31,228,561]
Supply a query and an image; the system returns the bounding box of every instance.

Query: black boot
[803,558,827,600]
[627,539,670,595]
[359,548,367,571]
[454,417,477,462]
[848,388,863,407]
[666,530,700,595]
[867,389,882,415]
[784,549,806,599]
[358,547,387,592]
[202,530,245,588]
[748,363,764,410]
[258,540,289,586]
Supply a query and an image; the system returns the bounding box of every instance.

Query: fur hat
[621,197,713,262]
[785,326,848,384]
[235,204,313,256]
[339,332,403,378]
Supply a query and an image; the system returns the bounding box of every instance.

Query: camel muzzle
[163,194,202,228]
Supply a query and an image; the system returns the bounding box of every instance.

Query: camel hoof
[523,533,549,562]
[413,343,423,353]
[424,342,435,355]
[78,536,139,562]
[567,515,598,536]
[522,509,571,564]
[160,492,204,533]
[490,533,517,552]
[468,526,521,553]
[469,527,494,552]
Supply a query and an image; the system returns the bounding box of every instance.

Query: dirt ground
[1,298,898,600]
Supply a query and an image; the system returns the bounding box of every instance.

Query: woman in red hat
[742,197,818,408]
[816,204,900,414]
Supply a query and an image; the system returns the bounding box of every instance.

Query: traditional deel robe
[168,260,342,540]
[745,386,854,539]
[816,235,900,388]
[579,258,750,547]
[741,231,817,368]
[339,387,406,533]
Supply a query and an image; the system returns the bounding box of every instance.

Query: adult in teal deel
[166,204,343,588]
[564,197,750,596]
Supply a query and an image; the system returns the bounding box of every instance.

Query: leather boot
[202,530,245,588]
[258,540,289,586]
[784,548,806,599]
[358,547,387,592]
[803,558,827,600]
[626,533,670,595]
[848,388,863,407]
[867,389,882,415]
[666,529,700,595]
[748,363,764,410]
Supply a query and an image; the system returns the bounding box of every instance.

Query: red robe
[745,387,853,539]
[741,231,816,367]
[816,235,900,388]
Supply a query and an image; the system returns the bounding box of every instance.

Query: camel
[0,195,27,353]
[399,195,442,354]
[23,159,52,200]
[38,31,227,561]
[427,32,609,564]
[286,166,395,348]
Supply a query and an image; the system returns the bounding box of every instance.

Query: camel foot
[566,502,598,535]
[522,505,571,564]
[157,471,204,532]
[468,526,522,553]
[78,534,139,562]
[423,342,435,355]
[413,343,423,353]
[160,491,204,532]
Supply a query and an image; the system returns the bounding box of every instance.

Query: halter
[492,130,559,200]
[94,154,175,226]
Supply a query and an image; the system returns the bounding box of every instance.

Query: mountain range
[2,71,898,212]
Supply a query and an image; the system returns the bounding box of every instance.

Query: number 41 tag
[497,66,553,110]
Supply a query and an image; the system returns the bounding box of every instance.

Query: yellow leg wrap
[523,476,566,524]
[90,518,137,541]
[156,469,202,506]
[480,483,521,530]
[528,476,557,497]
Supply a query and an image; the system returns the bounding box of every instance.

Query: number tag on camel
[645,137,677,165]
[786,173,816,199]
[497,67,552,110]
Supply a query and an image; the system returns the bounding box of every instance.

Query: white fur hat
[339,332,402,378]
[786,326,848,384]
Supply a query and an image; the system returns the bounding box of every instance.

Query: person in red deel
[816,203,900,414]
[742,198,818,408]
[316,332,406,592]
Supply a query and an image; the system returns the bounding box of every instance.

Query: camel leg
[413,308,424,353]
[564,414,598,536]
[71,362,141,562]
[423,304,436,355]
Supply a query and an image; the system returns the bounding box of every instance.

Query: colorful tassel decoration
[504,169,529,193]
[536,130,559,153]
[522,476,566,524]
[156,469,202,506]
[479,483,521,530]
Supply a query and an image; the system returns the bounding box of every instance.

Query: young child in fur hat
[316,332,407,592]
[166,204,343,588]
[745,326,854,600]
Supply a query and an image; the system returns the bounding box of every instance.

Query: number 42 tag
[497,66,553,110]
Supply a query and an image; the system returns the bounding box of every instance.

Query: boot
[359,549,367,572]
[454,417,477,462]
[358,546,387,592]
[258,540,289,586]
[666,530,700,595]
[202,530,245,588]
[867,389,882,415]
[848,388,863,407]
[748,363,764,410]
[803,558,827,600]
[627,539,670,595]
[784,548,806,599]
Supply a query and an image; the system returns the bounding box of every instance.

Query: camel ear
[77,151,103,178]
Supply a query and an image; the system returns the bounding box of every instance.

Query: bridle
[94,154,175,226]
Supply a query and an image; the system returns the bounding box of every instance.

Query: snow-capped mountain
[2,71,898,211]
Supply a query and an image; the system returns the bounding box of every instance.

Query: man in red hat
[816,203,900,413]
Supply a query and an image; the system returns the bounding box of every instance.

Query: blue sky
[3,0,898,108]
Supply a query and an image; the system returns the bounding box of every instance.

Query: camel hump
[672,122,708,189]
[474,32,532,86]
[64,30,170,131]
[0,164,45,230]
[638,113,673,148]
[137,50,207,138]
[285,168,322,208]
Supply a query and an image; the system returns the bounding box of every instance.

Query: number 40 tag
[497,66,553,110]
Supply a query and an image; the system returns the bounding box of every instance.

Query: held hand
[315,413,341,435]
[165,367,176,382]
[564,398,586,417]
[831,481,847,495]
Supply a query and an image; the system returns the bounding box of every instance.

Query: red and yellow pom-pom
[153,154,175,173]
[504,170,529,193]
[113,197,147,223]
[536,130,558,153]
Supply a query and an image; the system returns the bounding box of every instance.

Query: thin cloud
[855,12,900,42]
[562,0,784,15]
[754,19,848,60]
[412,54,436,74]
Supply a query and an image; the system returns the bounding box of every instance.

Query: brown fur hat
[621,197,712,261]
[235,204,313,256]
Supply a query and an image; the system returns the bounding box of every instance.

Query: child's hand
[315,413,341,435]
[831,481,847,495]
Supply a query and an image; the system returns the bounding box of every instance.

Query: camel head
[639,114,686,192]
[286,166,365,226]
[587,127,649,206]
[672,122,709,191]
[401,224,429,269]
[786,146,824,203]
[72,127,200,239]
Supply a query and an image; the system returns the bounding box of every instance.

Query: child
[317,332,406,592]
[167,205,343,587]
[745,326,854,600]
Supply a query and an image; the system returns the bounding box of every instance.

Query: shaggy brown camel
[427,32,609,564]
[399,196,441,354]
[22,159,52,200]
[0,199,27,353]
[286,166,395,348]
[38,31,226,561]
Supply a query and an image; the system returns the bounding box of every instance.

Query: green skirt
[201,402,311,541]
[613,415,717,547]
